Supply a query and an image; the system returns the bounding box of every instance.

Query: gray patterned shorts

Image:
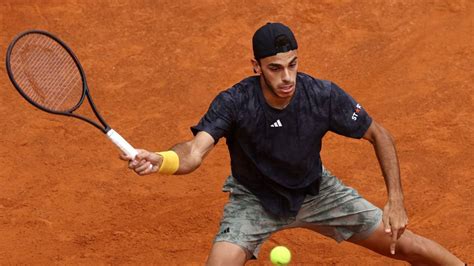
[214,167,382,258]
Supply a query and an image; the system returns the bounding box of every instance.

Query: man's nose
[282,68,291,82]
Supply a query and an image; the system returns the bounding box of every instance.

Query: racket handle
[106,129,138,159]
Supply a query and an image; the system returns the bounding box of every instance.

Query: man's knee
[206,241,251,266]
[396,230,430,262]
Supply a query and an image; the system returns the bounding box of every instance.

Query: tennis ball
[270,246,291,265]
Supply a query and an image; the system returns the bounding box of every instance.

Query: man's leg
[206,176,291,265]
[297,167,464,265]
[349,222,464,265]
[206,242,250,266]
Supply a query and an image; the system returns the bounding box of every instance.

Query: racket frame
[6,30,111,134]
[6,30,140,159]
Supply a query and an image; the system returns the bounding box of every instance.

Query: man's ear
[251,58,261,74]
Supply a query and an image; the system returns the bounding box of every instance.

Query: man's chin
[276,85,295,97]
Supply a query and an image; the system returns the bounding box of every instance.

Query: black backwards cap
[252,22,298,60]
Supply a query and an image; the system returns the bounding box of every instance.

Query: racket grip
[106,129,138,159]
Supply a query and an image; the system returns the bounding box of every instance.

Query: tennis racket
[6,30,138,159]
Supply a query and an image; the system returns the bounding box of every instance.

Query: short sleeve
[329,82,372,138]
[190,91,235,143]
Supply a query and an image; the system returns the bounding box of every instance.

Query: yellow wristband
[156,151,179,175]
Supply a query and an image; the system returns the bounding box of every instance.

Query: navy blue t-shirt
[191,72,372,217]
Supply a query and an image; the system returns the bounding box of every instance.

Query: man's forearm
[170,141,204,175]
[156,131,215,175]
[372,127,404,201]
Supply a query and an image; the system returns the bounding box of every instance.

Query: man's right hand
[119,149,162,175]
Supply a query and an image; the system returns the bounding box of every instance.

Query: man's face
[253,50,298,100]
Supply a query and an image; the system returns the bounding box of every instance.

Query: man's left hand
[382,200,409,255]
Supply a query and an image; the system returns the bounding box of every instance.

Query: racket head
[6,30,87,114]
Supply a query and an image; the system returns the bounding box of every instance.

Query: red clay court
[0,1,472,264]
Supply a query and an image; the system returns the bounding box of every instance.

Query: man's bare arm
[120,131,215,175]
[171,131,215,174]
[363,120,408,255]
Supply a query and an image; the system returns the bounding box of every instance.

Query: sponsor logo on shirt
[352,104,362,121]
[270,119,283,128]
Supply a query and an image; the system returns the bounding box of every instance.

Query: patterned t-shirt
[191,72,372,216]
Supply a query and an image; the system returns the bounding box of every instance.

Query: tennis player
[122,22,465,265]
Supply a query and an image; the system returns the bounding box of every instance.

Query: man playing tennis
[122,23,465,265]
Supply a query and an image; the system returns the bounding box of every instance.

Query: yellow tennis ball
[270,246,291,265]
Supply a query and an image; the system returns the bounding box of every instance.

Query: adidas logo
[270,119,283,128]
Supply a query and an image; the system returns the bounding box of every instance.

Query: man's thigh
[213,176,292,259]
[293,167,383,242]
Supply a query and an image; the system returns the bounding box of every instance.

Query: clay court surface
[0,0,472,264]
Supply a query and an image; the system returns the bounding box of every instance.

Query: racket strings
[24,36,81,109]
[23,35,81,110]
[9,33,83,112]
[13,36,80,110]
